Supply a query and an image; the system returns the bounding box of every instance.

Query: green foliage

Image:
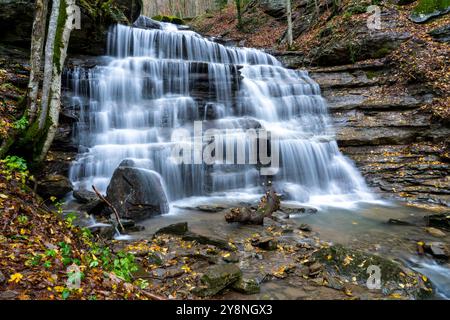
[58,241,73,266]
[12,116,28,131]
[113,251,138,282]
[1,155,27,173]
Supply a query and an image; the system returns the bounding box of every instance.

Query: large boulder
[106,166,169,221]
[258,0,287,18]
[37,174,73,199]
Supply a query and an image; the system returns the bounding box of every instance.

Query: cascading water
[67,18,373,207]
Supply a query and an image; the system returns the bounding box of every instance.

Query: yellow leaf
[422,275,428,282]
[8,273,23,283]
[344,288,353,296]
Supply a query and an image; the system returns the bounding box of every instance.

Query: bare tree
[286,0,293,48]
[15,0,77,162]
[27,0,49,124]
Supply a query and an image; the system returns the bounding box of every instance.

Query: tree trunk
[286,0,293,48]
[38,0,60,131]
[38,0,76,161]
[27,0,49,124]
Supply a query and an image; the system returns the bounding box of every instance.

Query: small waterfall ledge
[65,19,373,208]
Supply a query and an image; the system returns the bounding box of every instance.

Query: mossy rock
[314,244,434,298]
[194,264,242,297]
[232,277,260,294]
[410,0,450,23]
[152,15,184,25]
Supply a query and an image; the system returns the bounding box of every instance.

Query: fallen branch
[92,185,125,232]
[225,187,280,225]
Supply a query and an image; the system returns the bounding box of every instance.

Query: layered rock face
[309,62,449,207]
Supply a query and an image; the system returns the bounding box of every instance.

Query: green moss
[53,0,68,74]
[152,15,185,25]
[366,70,379,79]
[373,46,393,58]
[413,0,450,15]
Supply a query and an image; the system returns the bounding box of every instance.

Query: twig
[92,185,125,232]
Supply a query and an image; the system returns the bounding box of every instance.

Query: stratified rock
[73,189,97,203]
[232,277,260,294]
[429,25,450,43]
[106,166,169,221]
[0,0,34,47]
[37,175,73,199]
[155,222,188,236]
[194,264,242,297]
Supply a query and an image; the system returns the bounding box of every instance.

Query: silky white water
[67,19,373,207]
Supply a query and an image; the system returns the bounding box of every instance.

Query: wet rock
[425,227,446,238]
[133,15,163,30]
[424,242,449,259]
[119,219,136,229]
[429,24,450,43]
[232,277,260,294]
[222,252,239,263]
[79,199,105,215]
[106,166,169,221]
[251,237,278,251]
[73,189,97,204]
[309,262,323,277]
[88,224,115,240]
[182,232,233,251]
[426,214,450,230]
[37,175,73,199]
[194,264,242,297]
[388,218,412,226]
[298,223,312,232]
[147,252,163,266]
[314,244,433,298]
[271,210,289,222]
[155,222,188,236]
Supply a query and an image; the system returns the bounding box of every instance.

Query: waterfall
[67,20,372,206]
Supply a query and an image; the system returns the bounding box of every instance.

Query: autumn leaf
[8,273,23,283]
